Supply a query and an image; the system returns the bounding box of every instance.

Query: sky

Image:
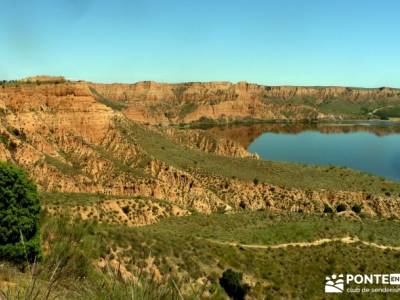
[0,0,399,87]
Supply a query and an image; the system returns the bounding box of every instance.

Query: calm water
[248,126,400,181]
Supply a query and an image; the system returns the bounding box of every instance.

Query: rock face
[91,81,400,125]
[0,79,399,221]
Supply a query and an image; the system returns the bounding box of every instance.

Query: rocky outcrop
[0,82,113,143]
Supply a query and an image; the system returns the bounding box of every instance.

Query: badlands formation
[1,77,400,225]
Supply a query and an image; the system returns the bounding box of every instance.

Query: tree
[219,269,250,300]
[0,161,41,263]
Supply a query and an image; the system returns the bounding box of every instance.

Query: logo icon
[325,274,344,293]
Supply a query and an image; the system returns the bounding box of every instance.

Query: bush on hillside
[323,204,333,213]
[351,204,362,214]
[219,269,250,300]
[336,203,347,213]
[0,161,41,263]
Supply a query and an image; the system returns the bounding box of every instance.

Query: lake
[245,123,400,181]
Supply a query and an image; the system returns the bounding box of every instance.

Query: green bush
[239,200,246,209]
[335,203,347,213]
[0,161,41,263]
[122,205,130,214]
[323,204,333,213]
[219,269,250,300]
[351,204,362,214]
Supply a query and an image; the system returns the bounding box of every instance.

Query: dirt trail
[370,105,394,115]
[206,236,400,251]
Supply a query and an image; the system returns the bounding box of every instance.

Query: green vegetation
[374,105,400,119]
[44,154,81,177]
[128,211,400,247]
[39,192,114,206]
[351,203,363,214]
[0,217,180,300]
[219,269,250,300]
[6,127,27,141]
[336,203,347,213]
[91,144,149,178]
[178,102,198,118]
[115,118,400,196]
[5,209,396,299]
[0,78,66,87]
[317,98,371,116]
[0,134,16,150]
[87,211,400,298]
[2,196,400,299]
[0,162,41,263]
[89,87,128,111]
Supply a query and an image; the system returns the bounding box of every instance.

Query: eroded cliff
[0,79,400,226]
[91,81,400,125]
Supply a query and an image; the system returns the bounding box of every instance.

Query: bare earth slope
[0,79,400,225]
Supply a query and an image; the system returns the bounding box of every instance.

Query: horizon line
[4,75,400,90]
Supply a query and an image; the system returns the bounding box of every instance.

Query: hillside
[1,78,400,298]
[90,81,400,125]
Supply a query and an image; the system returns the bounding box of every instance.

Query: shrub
[239,201,246,209]
[336,203,347,213]
[351,204,362,214]
[253,178,259,185]
[219,269,250,300]
[0,162,41,263]
[122,205,130,214]
[323,204,333,213]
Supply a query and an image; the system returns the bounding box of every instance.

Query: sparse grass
[20,210,400,299]
[0,214,183,300]
[317,97,371,116]
[0,134,16,150]
[39,192,174,207]
[374,105,400,119]
[178,102,198,118]
[44,155,81,176]
[91,144,149,178]
[130,211,400,248]
[99,211,400,298]
[89,87,127,111]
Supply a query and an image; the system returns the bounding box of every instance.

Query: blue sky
[1,0,399,87]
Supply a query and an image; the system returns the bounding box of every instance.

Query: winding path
[206,236,400,251]
[369,105,394,115]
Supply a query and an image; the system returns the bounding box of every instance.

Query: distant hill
[90,80,400,125]
[21,75,66,83]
